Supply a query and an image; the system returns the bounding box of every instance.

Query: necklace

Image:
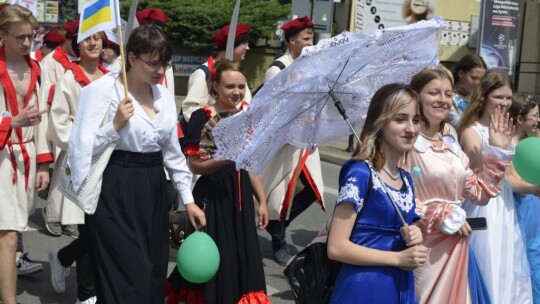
[381,166,400,181]
[419,132,441,142]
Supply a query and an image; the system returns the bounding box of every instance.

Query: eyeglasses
[137,57,172,71]
[525,112,540,120]
[8,33,34,44]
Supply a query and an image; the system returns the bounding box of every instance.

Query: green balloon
[177,231,220,284]
[513,137,540,185]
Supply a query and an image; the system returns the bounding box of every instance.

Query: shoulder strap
[270,60,286,71]
[196,64,210,81]
[252,60,286,97]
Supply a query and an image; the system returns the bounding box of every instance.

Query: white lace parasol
[213,17,446,174]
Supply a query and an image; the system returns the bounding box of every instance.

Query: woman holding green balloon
[166,59,270,304]
[458,69,533,303]
[506,94,540,303]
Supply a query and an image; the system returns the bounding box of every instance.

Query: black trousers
[86,150,169,304]
[58,225,95,301]
[266,172,318,252]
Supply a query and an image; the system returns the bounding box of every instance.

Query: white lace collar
[370,165,415,213]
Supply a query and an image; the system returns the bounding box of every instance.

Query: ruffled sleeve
[336,160,370,214]
[461,143,514,205]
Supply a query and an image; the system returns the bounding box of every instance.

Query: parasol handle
[329,91,361,144]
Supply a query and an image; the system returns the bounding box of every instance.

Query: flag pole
[111,0,129,97]
[117,24,129,97]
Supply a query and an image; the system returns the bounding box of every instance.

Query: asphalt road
[16,161,341,304]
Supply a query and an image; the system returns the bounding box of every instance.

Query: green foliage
[58,0,77,24]
[122,0,290,52]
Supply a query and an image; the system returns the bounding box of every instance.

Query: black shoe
[273,248,292,267]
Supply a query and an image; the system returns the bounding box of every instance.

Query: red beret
[43,31,66,45]
[62,20,79,39]
[211,24,251,49]
[136,8,169,26]
[281,16,314,41]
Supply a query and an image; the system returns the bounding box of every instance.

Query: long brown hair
[453,53,486,85]
[409,66,454,133]
[457,69,513,136]
[353,83,419,170]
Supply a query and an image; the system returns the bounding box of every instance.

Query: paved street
[16,161,342,304]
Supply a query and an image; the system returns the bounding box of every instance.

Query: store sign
[478,0,520,77]
[44,0,58,23]
[8,0,37,16]
[172,52,210,77]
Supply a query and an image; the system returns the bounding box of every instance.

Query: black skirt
[86,150,169,304]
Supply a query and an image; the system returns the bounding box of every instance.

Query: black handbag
[284,165,372,304]
[166,181,205,250]
[169,209,193,250]
[283,242,342,304]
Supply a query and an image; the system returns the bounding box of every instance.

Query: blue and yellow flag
[78,0,120,43]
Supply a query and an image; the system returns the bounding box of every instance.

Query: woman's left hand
[400,224,423,247]
[257,203,268,230]
[488,106,515,149]
[456,220,472,237]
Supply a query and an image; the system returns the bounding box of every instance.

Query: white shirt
[68,72,194,205]
[264,49,294,83]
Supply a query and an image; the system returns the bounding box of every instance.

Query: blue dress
[329,160,420,304]
[515,193,540,304]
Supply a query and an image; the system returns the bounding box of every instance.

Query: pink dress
[404,133,511,304]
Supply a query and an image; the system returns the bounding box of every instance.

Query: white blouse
[68,72,194,205]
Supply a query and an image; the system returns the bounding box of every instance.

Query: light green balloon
[177,231,220,284]
[513,137,540,185]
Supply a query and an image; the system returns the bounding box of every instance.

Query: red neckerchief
[0,47,41,189]
[35,50,43,62]
[52,46,72,71]
[207,55,216,80]
[71,62,109,87]
[159,71,168,86]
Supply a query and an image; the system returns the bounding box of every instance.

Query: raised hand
[488,106,515,149]
[11,104,47,128]
[113,97,134,132]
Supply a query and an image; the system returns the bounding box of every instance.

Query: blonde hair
[353,83,419,171]
[409,66,454,132]
[0,5,37,32]
[457,69,513,136]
